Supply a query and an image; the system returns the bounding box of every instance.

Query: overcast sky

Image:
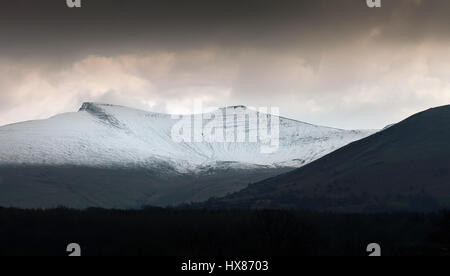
[0,0,450,129]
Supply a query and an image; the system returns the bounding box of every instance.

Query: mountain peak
[0,101,375,209]
[79,102,94,112]
[220,105,249,111]
[79,102,117,112]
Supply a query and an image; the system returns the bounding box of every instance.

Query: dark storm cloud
[0,0,450,129]
[1,0,449,58]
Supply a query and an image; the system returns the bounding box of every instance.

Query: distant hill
[205,105,450,212]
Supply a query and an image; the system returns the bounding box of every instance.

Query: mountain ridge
[0,102,374,169]
[0,102,374,209]
[203,105,450,212]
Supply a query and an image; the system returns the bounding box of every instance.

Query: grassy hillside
[0,165,290,209]
[205,105,450,212]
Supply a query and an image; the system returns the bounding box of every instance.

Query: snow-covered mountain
[0,103,375,209]
[0,102,373,169]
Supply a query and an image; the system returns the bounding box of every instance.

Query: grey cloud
[1,0,450,58]
[0,0,450,129]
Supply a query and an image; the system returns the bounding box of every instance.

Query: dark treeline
[0,207,449,256]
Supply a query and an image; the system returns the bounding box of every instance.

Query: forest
[0,207,449,256]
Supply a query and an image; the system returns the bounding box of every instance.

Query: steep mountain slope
[206,105,450,212]
[0,103,373,209]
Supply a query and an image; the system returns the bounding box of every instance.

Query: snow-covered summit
[0,102,375,170]
[220,105,249,111]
